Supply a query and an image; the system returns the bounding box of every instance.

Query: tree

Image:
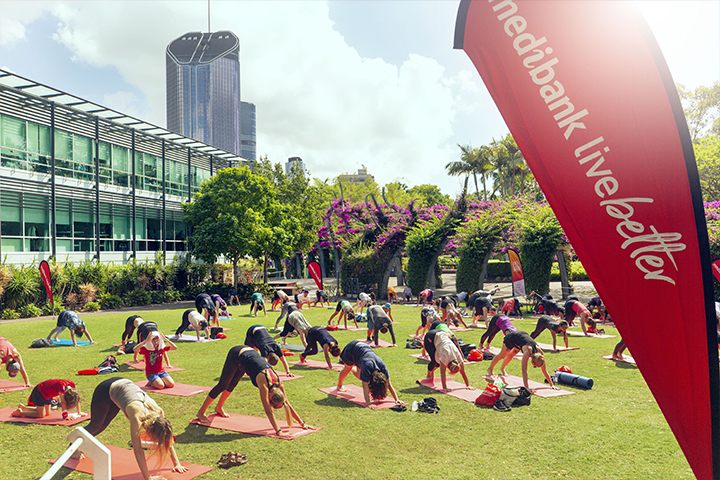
[446,144,493,201]
[182,166,298,286]
[695,135,720,202]
[677,82,720,142]
[406,184,452,207]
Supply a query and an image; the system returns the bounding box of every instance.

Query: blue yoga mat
[554,371,593,389]
[50,338,92,347]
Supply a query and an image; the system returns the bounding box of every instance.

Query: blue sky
[1,1,718,196]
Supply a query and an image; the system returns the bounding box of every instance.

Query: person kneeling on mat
[424,329,473,392]
[299,326,341,370]
[245,325,295,377]
[337,340,405,409]
[134,331,177,390]
[12,379,84,419]
[82,377,187,479]
[196,346,313,437]
[487,330,558,393]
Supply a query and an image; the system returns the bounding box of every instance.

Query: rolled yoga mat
[554,371,593,389]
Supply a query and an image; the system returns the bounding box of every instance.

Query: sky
[0,0,718,197]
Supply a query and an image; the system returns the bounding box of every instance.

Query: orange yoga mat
[318,384,398,409]
[0,379,33,393]
[602,354,636,365]
[51,444,211,480]
[124,360,185,372]
[133,381,210,396]
[482,374,574,397]
[290,359,344,371]
[0,406,89,426]
[535,342,579,352]
[189,412,320,439]
[354,338,394,348]
[415,378,478,403]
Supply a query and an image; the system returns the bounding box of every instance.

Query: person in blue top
[336,340,404,409]
[46,310,95,347]
[299,326,341,369]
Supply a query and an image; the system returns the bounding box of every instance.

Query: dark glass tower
[240,101,256,161]
[166,31,240,155]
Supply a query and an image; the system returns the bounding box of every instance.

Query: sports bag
[475,383,501,407]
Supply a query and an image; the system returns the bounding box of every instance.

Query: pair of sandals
[218,451,247,468]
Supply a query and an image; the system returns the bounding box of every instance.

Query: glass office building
[0,69,245,265]
[166,31,241,156]
[240,101,256,161]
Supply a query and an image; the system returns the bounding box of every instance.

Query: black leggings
[481,317,503,345]
[121,315,142,343]
[136,322,157,342]
[175,310,207,336]
[85,377,124,437]
[208,346,262,399]
[530,317,550,339]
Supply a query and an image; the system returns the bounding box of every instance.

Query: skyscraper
[240,101,257,161]
[166,31,241,155]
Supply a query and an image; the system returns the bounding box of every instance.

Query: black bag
[512,387,532,406]
[483,351,495,361]
[405,338,422,349]
[459,343,476,356]
[210,327,223,339]
[123,341,137,354]
[30,339,51,348]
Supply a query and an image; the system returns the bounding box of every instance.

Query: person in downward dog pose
[174,309,211,343]
[299,326,342,369]
[336,340,405,409]
[196,346,312,437]
[423,329,473,391]
[46,310,95,347]
[480,313,518,349]
[563,298,593,336]
[366,304,397,347]
[487,330,558,393]
[0,335,30,386]
[244,324,295,377]
[328,300,357,329]
[83,377,187,479]
[529,315,569,351]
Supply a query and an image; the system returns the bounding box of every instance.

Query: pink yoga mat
[566,330,616,338]
[409,353,479,364]
[0,406,88,426]
[408,334,424,340]
[318,384,399,409]
[133,381,210,396]
[124,360,185,372]
[290,359,344,371]
[190,412,320,439]
[449,326,472,332]
[355,338,394,348]
[482,374,574,397]
[535,342,579,352]
[51,444,212,480]
[174,334,221,342]
[277,372,304,381]
[332,325,364,331]
[415,378,478,403]
[0,379,32,393]
[602,354,636,365]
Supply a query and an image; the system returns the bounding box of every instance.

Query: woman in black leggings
[530,315,569,351]
[84,377,186,480]
[195,346,312,437]
[120,315,143,344]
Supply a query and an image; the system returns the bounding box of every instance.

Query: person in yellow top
[387,286,397,304]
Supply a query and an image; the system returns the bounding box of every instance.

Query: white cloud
[0,2,48,46]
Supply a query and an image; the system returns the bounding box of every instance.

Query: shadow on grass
[611,362,638,370]
[313,395,363,409]
[399,385,433,395]
[177,422,252,444]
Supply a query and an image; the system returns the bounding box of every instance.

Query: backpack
[97,355,117,369]
[405,338,422,349]
[210,327,223,339]
[30,339,51,348]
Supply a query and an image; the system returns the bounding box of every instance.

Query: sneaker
[493,398,512,412]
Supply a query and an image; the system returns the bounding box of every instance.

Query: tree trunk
[263,254,269,284]
[233,256,239,289]
[482,174,487,201]
[473,173,480,200]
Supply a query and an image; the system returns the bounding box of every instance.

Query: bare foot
[196,412,211,423]
[215,407,230,418]
[10,409,22,417]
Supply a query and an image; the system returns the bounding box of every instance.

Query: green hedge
[517,206,565,295]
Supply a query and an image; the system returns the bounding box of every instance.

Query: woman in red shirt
[12,379,83,419]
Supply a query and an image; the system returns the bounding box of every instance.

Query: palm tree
[490,134,530,197]
[446,144,493,201]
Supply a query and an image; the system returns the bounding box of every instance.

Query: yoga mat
[0,406,88,426]
[554,371,594,389]
[51,444,212,480]
[409,353,478,364]
[484,346,524,361]
[0,379,33,393]
[482,374,574,397]
[566,330,616,338]
[415,377,478,403]
[133,381,210,396]
[318,384,398,409]
[277,372,304,381]
[408,334,424,340]
[190,412,320,439]
[278,342,305,352]
[355,338,394,348]
[535,342,579,352]
[291,359,344,371]
[49,338,92,347]
[468,324,488,329]
[449,326,472,332]
[332,325,364,331]
[602,354,636,365]
[124,361,185,372]
[174,334,220,342]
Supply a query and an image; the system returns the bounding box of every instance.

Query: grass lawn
[0,303,694,480]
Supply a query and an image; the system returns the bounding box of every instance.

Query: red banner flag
[39,260,53,310]
[506,249,525,296]
[455,1,719,478]
[713,260,720,284]
[307,261,323,291]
